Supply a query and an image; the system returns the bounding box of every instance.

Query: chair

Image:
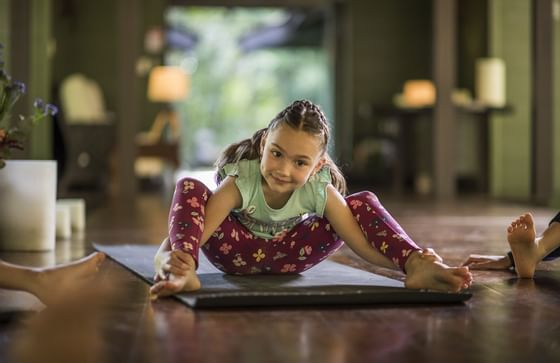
[57,74,115,195]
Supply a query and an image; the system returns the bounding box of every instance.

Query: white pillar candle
[475,58,506,107]
[56,198,86,232]
[56,204,72,239]
[0,160,57,251]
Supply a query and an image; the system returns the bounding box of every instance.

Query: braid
[214,128,267,184]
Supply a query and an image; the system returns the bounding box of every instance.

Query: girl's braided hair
[215,99,347,195]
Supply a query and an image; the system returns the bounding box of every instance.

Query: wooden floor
[1,192,560,363]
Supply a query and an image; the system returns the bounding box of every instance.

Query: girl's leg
[202,215,344,274]
[346,191,472,291]
[168,177,213,266]
[345,191,421,271]
[176,185,470,290]
[153,177,213,295]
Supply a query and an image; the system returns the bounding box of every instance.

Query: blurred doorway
[164,6,332,168]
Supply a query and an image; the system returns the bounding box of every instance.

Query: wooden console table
[371,104,512,195]
[136,141,180,168]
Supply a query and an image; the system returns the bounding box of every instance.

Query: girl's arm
[199,175,242,245]
[154,176,241,276]
[323,185,397,270]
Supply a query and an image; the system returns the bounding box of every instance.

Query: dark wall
[350,0,432,139]
[52,0,119,112]
[457,0,487,92]
[51,0,165,131]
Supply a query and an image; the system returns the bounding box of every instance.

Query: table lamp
[403,80,436,108]
[144,66,190,143]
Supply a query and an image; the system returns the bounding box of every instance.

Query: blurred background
[1,0,559,207]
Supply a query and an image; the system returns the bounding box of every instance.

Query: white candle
[0,160,57,251]
[56,204,72,239]
[56,199,86,232]
[476,58,506,107]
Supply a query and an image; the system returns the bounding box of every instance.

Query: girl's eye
[295,160,307,167]
[271,150,281,158]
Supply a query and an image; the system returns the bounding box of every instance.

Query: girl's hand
[151,256,200,298]
[151,237,201,298]
[461,254,512,270]
[154,237,172,280]
[154,239,193,281]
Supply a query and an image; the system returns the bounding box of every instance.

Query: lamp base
[137,107,180,145]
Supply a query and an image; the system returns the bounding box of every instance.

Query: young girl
[463,212,560,278]
[150,100,472,297]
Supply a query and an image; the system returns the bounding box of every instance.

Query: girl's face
[260,124,325,195]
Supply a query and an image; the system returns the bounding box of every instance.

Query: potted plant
[0,44,60,251]
[0,44,58,167]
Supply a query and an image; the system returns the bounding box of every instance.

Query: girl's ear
[260,132,267,155]
[313,157,326,175]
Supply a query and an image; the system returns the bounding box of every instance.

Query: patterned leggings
[169,178,421,274]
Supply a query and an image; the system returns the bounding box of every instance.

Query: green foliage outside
[166,7,331,167]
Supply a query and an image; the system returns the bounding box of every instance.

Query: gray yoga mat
[94,244,471,308]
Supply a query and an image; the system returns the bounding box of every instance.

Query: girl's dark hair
[215,99,347,195]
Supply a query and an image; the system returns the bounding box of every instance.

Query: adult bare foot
[32,252,106,305]
[405,250,472,292]
[507,213,539,278]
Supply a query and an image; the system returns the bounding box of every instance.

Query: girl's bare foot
[32,252,106,304]
[405,250,472,292]
[150,272,201,298]
[507,213,539,278]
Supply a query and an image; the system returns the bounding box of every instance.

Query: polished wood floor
[1,192,560,363]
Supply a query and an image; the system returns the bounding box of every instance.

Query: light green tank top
[220,159,331,239]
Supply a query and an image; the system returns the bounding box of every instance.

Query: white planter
[0,160,57,251]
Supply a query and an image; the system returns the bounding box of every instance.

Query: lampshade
[403,80,436,107]
[147,66,189,102]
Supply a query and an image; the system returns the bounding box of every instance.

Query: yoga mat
[94,244,472,308]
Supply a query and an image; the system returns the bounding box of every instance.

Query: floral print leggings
[169,178,421,274]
